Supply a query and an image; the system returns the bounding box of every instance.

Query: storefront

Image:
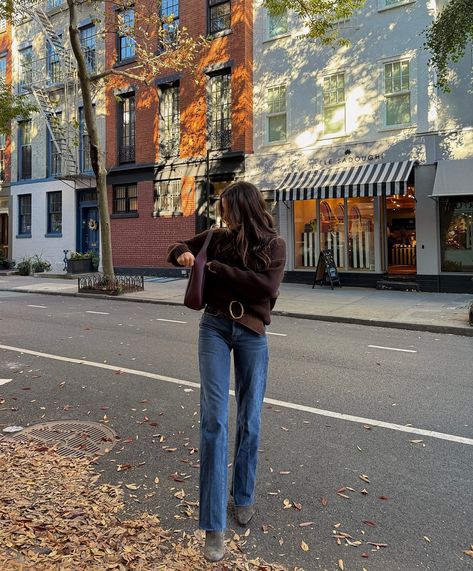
[276,160,417,287]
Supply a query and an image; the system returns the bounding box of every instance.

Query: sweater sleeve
[208,238,286,300]
[167,230,211,266]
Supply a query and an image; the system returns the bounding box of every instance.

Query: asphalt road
[1,291,472,571]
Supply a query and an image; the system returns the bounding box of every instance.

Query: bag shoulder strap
[200,229,214,255]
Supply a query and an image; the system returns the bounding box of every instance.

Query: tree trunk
[67,0,114,277]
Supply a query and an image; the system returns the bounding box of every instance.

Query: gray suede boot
[235,504,255,526]
[204,531,225,562]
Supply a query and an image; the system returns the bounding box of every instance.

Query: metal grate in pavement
[1,420,117,458]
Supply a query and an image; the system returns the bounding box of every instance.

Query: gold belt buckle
[229,300,244,320]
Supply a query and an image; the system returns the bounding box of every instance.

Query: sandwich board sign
[312,249,342,290]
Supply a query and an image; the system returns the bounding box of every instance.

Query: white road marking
[1,343,472,447]
[267,331,287,337]
[27,304,47,309]
[156,318,187,324]
[0,379,13,386]
[86,311,110,315]
[368,345,417,353]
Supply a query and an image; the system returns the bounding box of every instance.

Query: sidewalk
[1,273,472,336]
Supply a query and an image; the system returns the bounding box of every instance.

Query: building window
[0,55,6,81]
[384,60,411,126]
[18,194,32,235]
[160,0,179,44]
[118,93,135,163]
[117,8,136,62]
[47,191,62,234]
[18,120,32,180]
[79,106,92,172]
[159,84,180,157]
[323,72,345,135]
[266,85,287,143]
[268,9,288,38]
[208,71,231,150]
[0,134,5,182]
[48,0,63,8]
[19,46,33,88]
[208,0,231,35]
[47,113,62,177]
[440,198,473,272]
[379,0,410,8]
[154,179,181,214]
[80,24,96,73]
[294,200,317,268]
[113,184,138,214]
[47,38,62,84]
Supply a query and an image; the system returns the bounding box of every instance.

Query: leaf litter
[0,441,303,571]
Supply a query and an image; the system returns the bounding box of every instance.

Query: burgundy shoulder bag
[183,230,214,310]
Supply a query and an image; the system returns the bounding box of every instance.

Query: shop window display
[293,200,317,268]
[440,198,473,272]
[348,198,374,270]
[320,199,345,268]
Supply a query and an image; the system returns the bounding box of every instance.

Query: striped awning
[275,160,416,201]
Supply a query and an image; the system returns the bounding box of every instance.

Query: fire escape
[17,2,84,180]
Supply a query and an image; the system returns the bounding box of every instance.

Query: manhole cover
[2,420,117,458]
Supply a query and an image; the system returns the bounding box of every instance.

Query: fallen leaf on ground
[320,497,328,507]
[338,559,344,570]
[300,540,309,552]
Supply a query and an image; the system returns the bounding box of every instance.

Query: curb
[2,286,473,337]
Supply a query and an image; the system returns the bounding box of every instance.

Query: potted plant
[17,257,32,276]
[66,251,93,274]
[31,254,52,273]
[87,250,100,272]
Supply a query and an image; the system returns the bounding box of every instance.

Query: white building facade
[10,0,105,271]
[250,0,473,292]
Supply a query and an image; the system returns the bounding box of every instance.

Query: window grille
[208,72,231,150]
[160,85,180,157]
[154,179,181,213]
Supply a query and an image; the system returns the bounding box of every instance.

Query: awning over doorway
[275,160,416,201]
[431,159,473,198]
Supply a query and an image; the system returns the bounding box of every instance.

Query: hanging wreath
[88,219,98,231]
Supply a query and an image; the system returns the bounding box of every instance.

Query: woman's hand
[177,252,195,267]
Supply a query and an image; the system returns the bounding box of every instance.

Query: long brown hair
[219,181,277,271]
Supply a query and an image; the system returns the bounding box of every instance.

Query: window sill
[378,0,415,11]
[207,29,232,40]
[45,233,63,238]
[114,58,137,69]
[378,123,416,132]
[261,140,290,148]
[319,132,348,141]
[262,33,291,44]
[111,212,139,219]
[152,210,183,218]
[16,234,32,239]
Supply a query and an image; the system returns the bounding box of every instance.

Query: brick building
[105,0,253,273]
[0,15,12,259]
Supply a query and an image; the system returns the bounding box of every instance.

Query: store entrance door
[386,195,417,275]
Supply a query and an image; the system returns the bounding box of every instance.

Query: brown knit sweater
[167,229,286,335]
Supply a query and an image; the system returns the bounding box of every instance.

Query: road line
[156,318,187,324]
[86,311,110,315]
[1,343,472,447]
[27,304,47,309]
[368,344,417,353]
[267,332,287,337]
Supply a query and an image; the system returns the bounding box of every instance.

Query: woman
[167,181,286,562]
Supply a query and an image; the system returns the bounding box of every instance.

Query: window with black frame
[154,179,181,215]
[208,71,231,150]
[159,84,180,157]
[19,46,32,88]
[113,184,138,214]
[47,191,62,235]
[80,24,96,74]
[160,0,179,45]
[18,120,32,180]
[47,113,62,177]
[18,194,31,235]
[118,93,135,163]
[208,0,231,34]
[47,38,62,84]
[117,8,136,62]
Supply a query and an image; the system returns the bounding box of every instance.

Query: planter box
[67,258,92,274]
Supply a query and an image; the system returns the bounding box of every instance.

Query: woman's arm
[207,238,286,300]
[167,230,212,266]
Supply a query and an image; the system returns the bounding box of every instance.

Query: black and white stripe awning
[275,161,416,201]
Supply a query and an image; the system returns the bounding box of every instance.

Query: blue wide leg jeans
[198,311,269,531]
